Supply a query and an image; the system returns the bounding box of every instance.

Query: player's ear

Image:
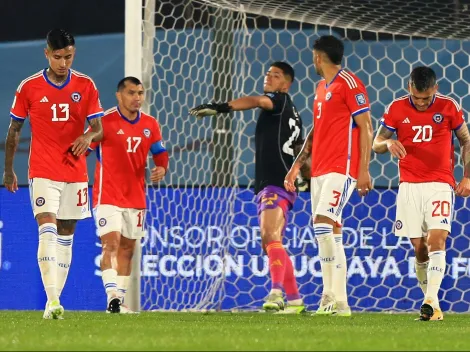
[44,48,48,60]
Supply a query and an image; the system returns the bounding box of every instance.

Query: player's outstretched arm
[71,117,103,156]
[3,118,24,193]
[354,111,373,196]
[373,125,406,158]
[455,123,470,197]
[284,127,314,192]
[189,96,274,118]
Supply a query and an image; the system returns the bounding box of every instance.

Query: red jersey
[310,69,370,179]
[381,94,464,187]
[91,107,164,209]
[10,69,103,182]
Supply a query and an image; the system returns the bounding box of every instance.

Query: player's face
[408,84,437,111]
[263,67,289,93]
[117,83,145,113]
[44,46,75,77]
[312,50,323,76]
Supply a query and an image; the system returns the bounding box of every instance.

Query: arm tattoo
[294,127,314,167]
[88,117,103,142]
[377,125,394,139]
[456,124,470,177]
[4,119,24,171]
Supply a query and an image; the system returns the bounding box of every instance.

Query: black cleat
[107,298,121,314]
[418,303,434,321]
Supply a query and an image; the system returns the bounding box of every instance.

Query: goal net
[140,0,470,312]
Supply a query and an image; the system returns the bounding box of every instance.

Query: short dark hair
[270,61,295,82]
[46,29,75,50]
[313,35,344,65]
[410,66,437,92]
[117,77,143,92]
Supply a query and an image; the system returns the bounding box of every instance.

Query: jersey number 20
[412,125,433,142]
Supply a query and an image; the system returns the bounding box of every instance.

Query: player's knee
[410,238,428,261]
[427,230,448,252]
[35,212,56,225]
[260,228,281,245]
[57,219,77,235]
[313,214,335,225]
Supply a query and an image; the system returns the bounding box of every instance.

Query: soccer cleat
[418,303,434,321]
[333,301,352,317]
[314,294,336,316]
[430,308,444,321]
[47,300,65,320]
[263,293,285,312]
[119,304,138,314]
[275,304,306,315]
[107,297,121,314]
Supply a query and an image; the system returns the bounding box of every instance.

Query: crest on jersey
[98,218,107,227]
[433,113,444,124]
[325,92,332,101]
[395,220,403,230]
[355,93,366,106]
[71,92,81,102]
[143,129,151,138]
[36,197,45,207]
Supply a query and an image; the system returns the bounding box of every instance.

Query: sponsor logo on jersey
[98,218,107,227]
[143,129,151,138]
[433,113,444,124]
[355,93,366,105]
[325,92,332,101]
[265,93,275,98]
[36,197,45,207]
[71,92,82,102]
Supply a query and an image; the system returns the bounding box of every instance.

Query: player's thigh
[57,182,91,220]
[94,205,124,237]
[313,173,356,223]
[121,209,146,240]
[394,183,425,238]
[424,182,454,234]
[29,178,63,218]
[256,185,295,237]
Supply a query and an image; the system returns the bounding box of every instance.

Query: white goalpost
[125,0,470,313]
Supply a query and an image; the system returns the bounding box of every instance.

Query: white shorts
[93,205,146,240]
[310,172,356,224]
[395,182,454,238]
[29,178,91,220]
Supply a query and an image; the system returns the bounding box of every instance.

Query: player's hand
[284,167,299,192]
[455,177,470,197]
[150,166,166,183]
[386,139,407,159]
[189,104,219,119]
[356,171,372,197]
[3,170,18,193]
[71,134,93,156]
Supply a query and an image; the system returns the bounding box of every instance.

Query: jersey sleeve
[150,119,169,170]
[10,83,29,121]
[450,103,465,131]
[341,78,370,118]
[86,81,104,121]
[264,93,285,114]
[380,101,398,132]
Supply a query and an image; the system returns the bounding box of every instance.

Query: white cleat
[333,301,352,317]
[44,300,64,320]
[119,304,139,314]
[313,294,336,316]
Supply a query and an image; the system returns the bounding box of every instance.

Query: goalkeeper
[190,62,306,314]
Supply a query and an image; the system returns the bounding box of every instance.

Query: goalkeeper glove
[189,102,232,119]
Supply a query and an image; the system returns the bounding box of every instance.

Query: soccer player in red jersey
[373,66,470,321]
[3,29,103,319]
[88,77,168,313]
[285,36,373,316]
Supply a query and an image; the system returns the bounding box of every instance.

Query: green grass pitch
[1,311,469,351]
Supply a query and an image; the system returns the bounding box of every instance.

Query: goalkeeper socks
[425,250,446,308]
[37,223,59,302]
[266,241,287,293]
[314,224,335,297]
[56,234,74,298]
[333,233,348,303]
[102,269,118,302]
[283,252,301,301]
[117,275,130,303]
[415,260,429,296]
